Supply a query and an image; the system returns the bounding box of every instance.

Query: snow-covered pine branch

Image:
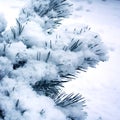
[0,0,108,120]
[19,0,72,33]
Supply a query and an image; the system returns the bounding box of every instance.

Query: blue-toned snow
[0,0,120,120]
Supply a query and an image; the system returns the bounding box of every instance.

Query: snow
[0,0,120,120]
[0,0,26,29]
[63,0,120,120]
[6,42,26,62]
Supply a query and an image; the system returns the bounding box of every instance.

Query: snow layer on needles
[0,20,107,120]
[0,0,108,120]
[0,77,66,120]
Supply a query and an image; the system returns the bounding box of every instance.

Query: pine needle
[54,93,85,107]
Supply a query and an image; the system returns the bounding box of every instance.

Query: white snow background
[0,0,120,120]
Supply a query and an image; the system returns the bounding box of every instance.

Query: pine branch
[32,80,68,97]
[16,19,24,36]
[33,0,71,18]
[19,0,72,31]
[10,19,24,39]
[54,93,85,107]
[69,40,83,51]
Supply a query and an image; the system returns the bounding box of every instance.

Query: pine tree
[0,0,108,120]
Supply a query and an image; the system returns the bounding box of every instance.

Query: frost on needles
[0,0,108,120]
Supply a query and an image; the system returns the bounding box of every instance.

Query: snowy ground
[64,0,120,120]
[0,0,120,120]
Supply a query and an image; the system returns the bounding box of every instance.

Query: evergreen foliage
[54,93,85,107]
[32,80,68,97]
[19,0,72,32]
[0,0,108,120]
